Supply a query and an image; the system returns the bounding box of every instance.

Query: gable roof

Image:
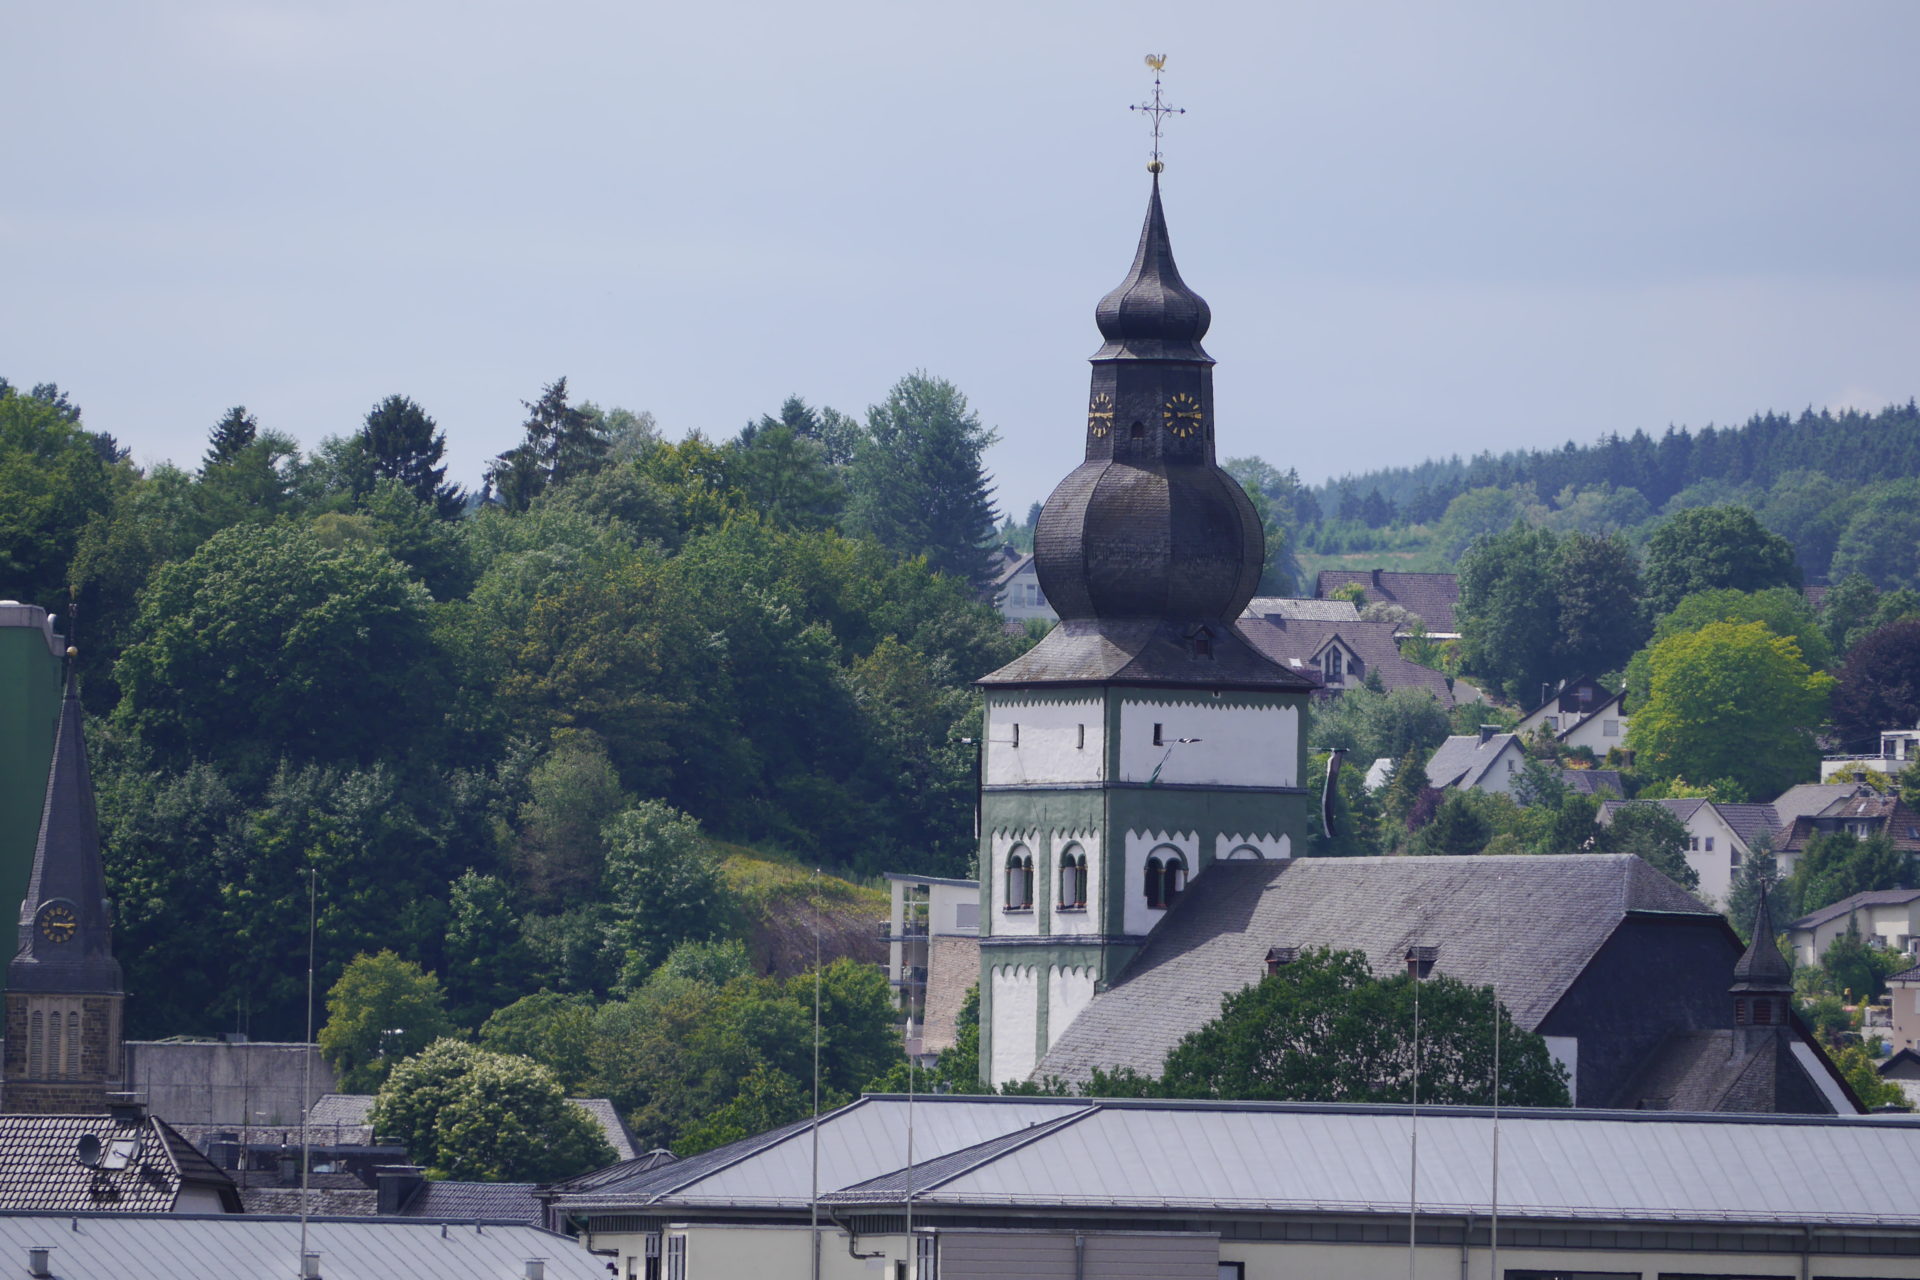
[1242,596,1362,623]
[1771,783,1855,826]
[1714,803,1784,849]
[0,1113,237,1213]
[1599,797,1707,826]
[1314,570,1460,634]
[988,549,1033,592]
[1785,888,1920,933]
[1425,732,1520,789]
[1238,615,1456,703]
[1778,791,1920,854]
[1033,855,1712,1087]
[1554,688,1626,739]
[1558,768,1625,797]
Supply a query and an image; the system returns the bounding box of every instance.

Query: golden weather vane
[1129,54,1184,173]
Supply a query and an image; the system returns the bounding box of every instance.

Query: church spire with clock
[972,130,1318,1085]
[3,678,126,1113]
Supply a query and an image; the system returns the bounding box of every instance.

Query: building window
[1144,849,1187,910]
[914,1233,937,1280]
[1688,836,1699,851]
[1004,846,1034,911]
[664,1235,686,1280]
[1153,722,1164,746]
[1077,723,1086,749]
[1218,1265,1245,1280]
[1010,722,1020,748]
[1193,628,1213,658]
[27,1010,42,1079]
[1704,837,1714,852]
[1602,719,1619,737]
[1058,845,1087,910]
[1324,647,1344,683]
[1543,716,1558,733]
[642,1234,662,1280]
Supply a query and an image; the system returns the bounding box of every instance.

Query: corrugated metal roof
[822,1100,1920,1228]
[0,1214,605,1279]
[548,1095,1082,1210]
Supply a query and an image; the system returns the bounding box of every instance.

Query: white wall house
[1556,689,1628,756]
[1785,889,1920,968]
[991,553,1057,624]
[1425,729,1525,796]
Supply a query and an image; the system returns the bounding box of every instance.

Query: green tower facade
[0,602,67,1002]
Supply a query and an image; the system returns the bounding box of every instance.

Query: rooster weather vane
[1129,54,1184,173]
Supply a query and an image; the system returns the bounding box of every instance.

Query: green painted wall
[0,607,65,992]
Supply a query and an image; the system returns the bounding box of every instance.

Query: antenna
[1407,957,1420,1280]
[809,867,822,1280]
[1489,876,1502,1280]
[299,868,316,1275]
[1129,54,1185,173]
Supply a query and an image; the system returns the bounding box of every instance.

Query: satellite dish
[74,1134,102,1168]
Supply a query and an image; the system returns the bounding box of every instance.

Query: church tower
[974,161,1318,1086]
[3,680,126,1112]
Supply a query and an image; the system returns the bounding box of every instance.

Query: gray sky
[6,2,1917,516]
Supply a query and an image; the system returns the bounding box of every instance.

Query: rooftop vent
[1478,725,1499,745]
[28,1246,52,1278]
[1264,946,1299,976]
[1405,946,1439,979]
[525,1261,547,1280]
[301,1251,322,1279]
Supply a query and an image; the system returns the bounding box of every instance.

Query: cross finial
[1129,54,1184,174]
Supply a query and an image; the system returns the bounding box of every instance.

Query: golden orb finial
[65,646,78,658]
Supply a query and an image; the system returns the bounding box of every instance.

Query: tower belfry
[3,678,126,1113]
[972,60,1316,1087]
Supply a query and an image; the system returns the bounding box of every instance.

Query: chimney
[1854,770,1868,786]
[301,1252,322,1280]
[525,1262,547,1280]
[1264,946,1299,976]
[1479,724,1498,745]
[277,1144,299,1187]
[105,1091,147,1123]
[1405,946,1438,979]
[1540,683,1552,709]
[376,1165,427,1216]
[28,1248,52,1279]
[1370,568,1382,588]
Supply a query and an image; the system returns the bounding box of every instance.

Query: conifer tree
[360,394,463,517]
[204,405,258,469]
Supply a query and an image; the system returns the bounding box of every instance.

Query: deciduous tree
[1641,505,1800,619]
[318,950,457,1092]
[1830,620,1920,753]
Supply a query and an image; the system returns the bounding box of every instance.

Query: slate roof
[1554,688,1627,740]
[1242,596,1362,623]
[818,1096,1920,1228]
[1033,855,1712,1087]
[400,1180,543,1224]
[976,618,1316,691]
[1314,570,1460,634]
[0,1214,607,1280]
[0,1114,237,1213]
[1600,1030,1815,1113]
[1425,731,1519,789]
[1716,803,1784,848]
[1786,888,1920,932]
[1238,615,1456,703]
[1558,768,1625,797]
[1600,797,1706,826]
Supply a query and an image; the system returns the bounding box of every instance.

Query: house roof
[1602,1030,1820,1113]
[1786,888,1920,933]
[544,1096,1083,1211]
[1238,615,1456,703]
[1554,688,1627,740]
[1424,732,1519,789]
[817,1097,1920,1228]
[977,618,1317,691]
[987,549,1033,592]
[1033,855,1712,1087]
[0,1214,606,1280]
[307,1094,637,1161]
[400,1181,544,1223]
[1558,768,1625,797]
[1518,676,1615,726]
[1778,792,1920,854]
[0,1114,236,1213]
[1715,803,1784,848]
[1770,783,1854,827]
[1242,596,1362,623]
[1599,797,1707,827]
[1314,570,1460,634]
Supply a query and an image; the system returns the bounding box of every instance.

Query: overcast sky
[6,2,1917,515]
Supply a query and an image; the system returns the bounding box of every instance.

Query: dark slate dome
[1092,179,1214,364]
[1034,460,1261,622]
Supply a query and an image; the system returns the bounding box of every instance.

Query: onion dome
[1092,175,1214,364]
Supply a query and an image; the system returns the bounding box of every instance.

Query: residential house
[1313,568,1461,637]
[1775,786,1920,878]
[1557,767,1625,797]
[882,871,979,1059]
[1034,854,1856,1113]
[1237,603,1458,704]
[1823,719,1920,778]
[1597,798,1781,908]
[541,1093,1919,1280]
[1424,727,1525,796]
[1880,1044,1920,1106]
[1514,675,1613,740]
[1888,963,1920,1058]
[1784,889,1920,968]
[986,549,1055,625]
[1556,687,1629,757]
[0,1104,241,1214]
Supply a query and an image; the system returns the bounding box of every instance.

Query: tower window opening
[1058,845,1088,910]
[1004,846,1034,912]
[1153,723,1164,746]
[1010,723,1020,748]
[1192,628,1213,658]
[1144,849,1187,910]
[1754,998,1773,1025]
[1129,421,1143,439]
[1077,723,1086,749]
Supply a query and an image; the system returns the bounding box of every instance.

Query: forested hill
[1319,401,1920,525]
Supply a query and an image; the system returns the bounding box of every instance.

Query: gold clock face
[1163,393,1204,438]
[36,902,77,944]
[1087,393,1114,437]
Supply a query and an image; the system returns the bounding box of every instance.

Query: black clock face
[36,901,78,944]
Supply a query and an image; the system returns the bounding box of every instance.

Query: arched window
[1144,848,1188,910]
[1057,845,1087,910]
[1004,845,1034,911]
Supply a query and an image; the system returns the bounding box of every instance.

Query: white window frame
[665,1235,686,1280]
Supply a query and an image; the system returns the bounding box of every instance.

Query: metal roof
[0,1213,605,1279]
[546,1095,1082,1211]
[821,1098,1920,1228]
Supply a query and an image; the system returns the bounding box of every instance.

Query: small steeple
[9,679,120,995]
[1092,176,1214,365]
[1731,886,1790,1032]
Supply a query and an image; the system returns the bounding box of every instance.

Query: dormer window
[1191,627,1213,659]
[1324,648,1345,684]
